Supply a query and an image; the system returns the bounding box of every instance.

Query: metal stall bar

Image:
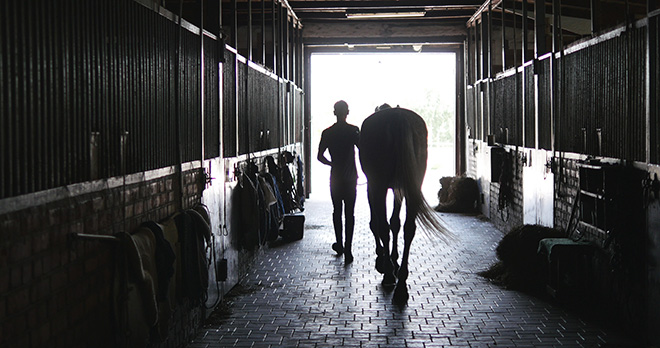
[1,1,8,197]
[296,24,302,88]
[551,0,562,152]
[512,0,520,147]
[69,233,121,243]
[148,5,156,171]
[262,0,266,65]
[501,0,506,72]
[649,15,658,164]
[272,0,277,72]
[204,33,220,159]
[232,0,238,49]
[631,25,647,161]
[201,0,206,164]
[100,0,111,180]
[24,0,35,194]
[238,56,249,156]
[174,0,185,209]
[285,4,290,81]
[295,24,303,143]
[625,9,632,162]
[17,0,30,195]
[456,45,467,175]
[107,0,117,178]
[536,0,547,57]
[26,0,37,194]
[117,0,126,177]
[482,7,491,141]
[248,0,253,61]
[113,0,122,176]
[217,0,227,297]
[71,0,82,184]
[142,1,150,171]
[535,0,548,150]
[483,2,491,80]
[36,1,47,192]
[121,0,132,175]
[277,1,284,149]
[91,0,102,181]
[280,1,285,79]
[140,5,147,171]
[88,0,101,180]
[34,0,46,192]
[521,0,527,147]
[222,47,236,158]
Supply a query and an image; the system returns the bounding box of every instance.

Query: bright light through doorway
[310,52,456,204]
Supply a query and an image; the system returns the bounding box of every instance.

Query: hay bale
[435,176,480,213]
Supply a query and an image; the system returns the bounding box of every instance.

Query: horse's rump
[359,108,427,188]
[359,107,451,240]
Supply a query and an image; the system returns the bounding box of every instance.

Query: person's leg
[330,182,344,254]
[343,183,357,263]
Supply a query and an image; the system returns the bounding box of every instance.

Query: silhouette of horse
[359,106,451,304]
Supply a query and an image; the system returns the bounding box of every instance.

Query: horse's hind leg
[368,185,396,285]
[393,205,417,304]
[389,192,402,274]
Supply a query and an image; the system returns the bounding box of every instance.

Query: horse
[359,106,452,304]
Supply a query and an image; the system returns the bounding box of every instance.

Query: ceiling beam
[287,0,483,11]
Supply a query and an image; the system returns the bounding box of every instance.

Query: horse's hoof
[375,255,387,273]
[381,273,396,287]
[392,285,409,305]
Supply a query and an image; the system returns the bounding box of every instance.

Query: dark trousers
[330,179,356,252]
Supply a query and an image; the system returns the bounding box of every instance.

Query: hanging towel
[187,208,211,302]
[114,229,157,348]
[140,221,175,302]
[176,210,210,304]
[140,221,176,342]
[236,173,261,249]
[160,215,181,307]
[128,227,159,325]
[259,176,278,208]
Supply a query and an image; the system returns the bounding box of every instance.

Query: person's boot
[332,212,343,255]
[344,215,354,263]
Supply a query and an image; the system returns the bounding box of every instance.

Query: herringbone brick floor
[189,189,639,347]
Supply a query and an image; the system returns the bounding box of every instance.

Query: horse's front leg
[393,210,417,304]
[389,192,402,274]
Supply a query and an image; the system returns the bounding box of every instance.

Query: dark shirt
[319,122,360,183]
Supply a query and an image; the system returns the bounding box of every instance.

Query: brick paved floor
[189,190,639,347]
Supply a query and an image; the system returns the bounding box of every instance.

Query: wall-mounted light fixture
[345,11,426,19]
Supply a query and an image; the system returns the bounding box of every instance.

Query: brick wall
[553,157,580,236]
[0,168,204,348]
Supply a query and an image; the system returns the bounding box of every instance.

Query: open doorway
[309,52,457,204]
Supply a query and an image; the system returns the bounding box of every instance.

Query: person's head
[334,100,349,120]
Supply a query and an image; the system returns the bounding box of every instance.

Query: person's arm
[317,136,332,166]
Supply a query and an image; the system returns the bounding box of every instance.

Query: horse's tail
[394,116,454,242]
